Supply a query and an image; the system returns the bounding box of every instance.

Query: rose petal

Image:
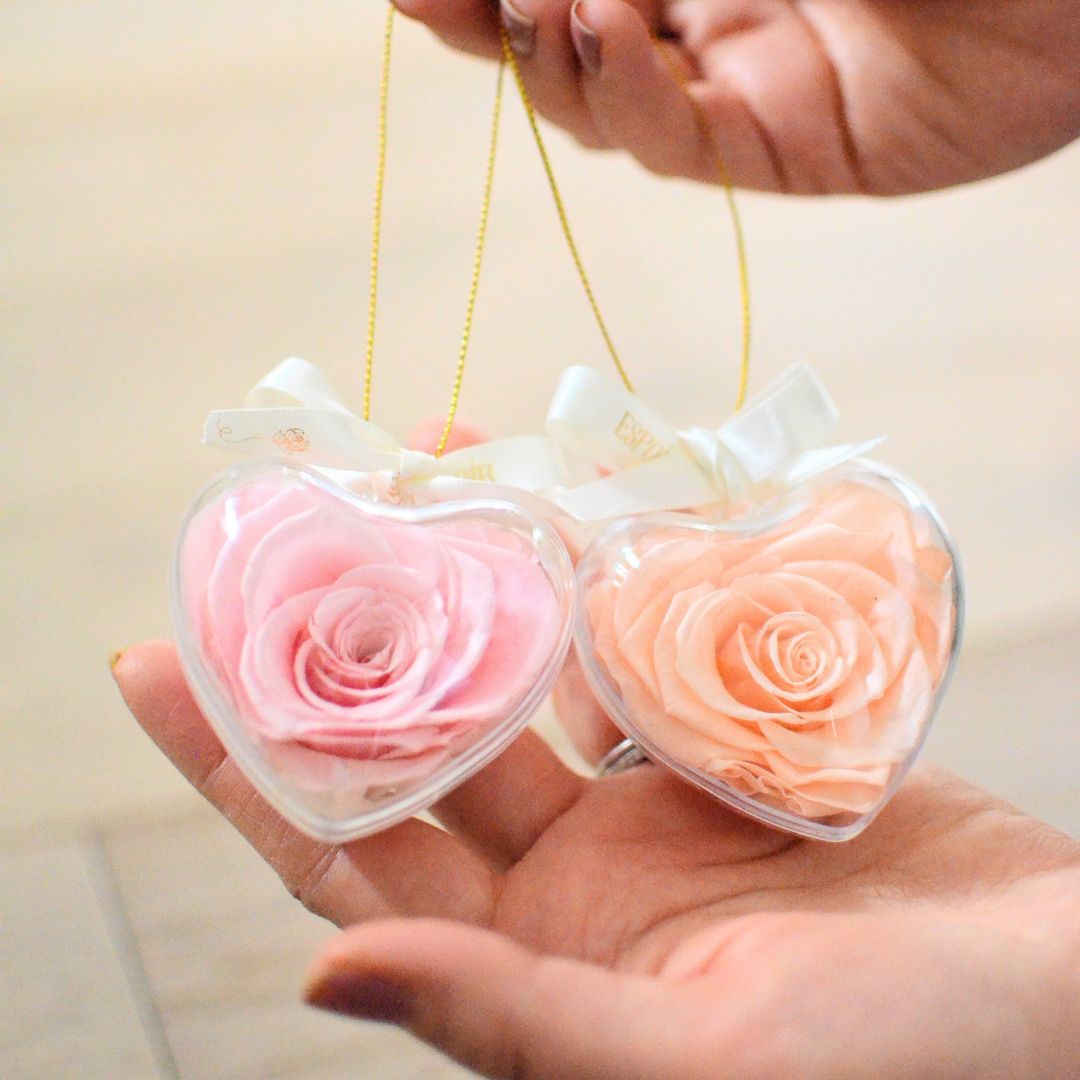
[241,502,402,630]
[205,484,322,672]
[430,531,560,722]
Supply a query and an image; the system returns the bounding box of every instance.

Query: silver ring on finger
[597,738,650,777]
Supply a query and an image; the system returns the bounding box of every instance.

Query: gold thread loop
[363,4,394,422]
[503,28,752,412]
[436,59,506,457]
[365,4,752,449]
[364,5,505,452]
[655,44,750,411]
[501,31,634,393]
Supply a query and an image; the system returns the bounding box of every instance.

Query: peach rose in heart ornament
[583,475,957,828]
[180,472,564,794]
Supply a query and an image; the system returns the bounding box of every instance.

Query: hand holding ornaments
[167,6,961,844]
[172,460,572,842]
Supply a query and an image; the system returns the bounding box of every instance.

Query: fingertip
[112,638,231,788]
[391,0,504,59]
[304,970,412,1025]
[569,0,603,73]
[303,921,416,1021]
[303,919,501,1012]
[112,639,182,713]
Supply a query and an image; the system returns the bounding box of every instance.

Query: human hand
[114,417,1080,1078]
[114,639,1080,1079]
[395,0,1080,194]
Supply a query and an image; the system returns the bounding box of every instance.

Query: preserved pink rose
[174,467,570,837]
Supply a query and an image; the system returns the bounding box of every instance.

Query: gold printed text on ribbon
[614,411,674,462]
[453,463,497,482]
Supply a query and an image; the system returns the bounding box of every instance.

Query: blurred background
[2,1,1079,1077]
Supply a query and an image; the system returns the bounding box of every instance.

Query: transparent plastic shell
[575,460,963,841]
[171,460,574,843]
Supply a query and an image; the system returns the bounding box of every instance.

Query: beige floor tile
[164,1003,474,1080]
[0,840,166,1080]
[104,813,475,1079]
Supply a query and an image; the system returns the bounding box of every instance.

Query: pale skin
[115,639,1080,1080]
[115,440,1080,1080]
[397,0,1080,194]
[115,5,1080,1074]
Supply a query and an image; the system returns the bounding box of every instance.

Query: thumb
[303,919,709,1080]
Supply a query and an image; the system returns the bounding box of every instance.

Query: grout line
[81,831,184,1080]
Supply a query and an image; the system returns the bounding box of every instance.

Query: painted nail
[500,0,537,56]
[570,0,601,74]
[305,974,411,1026]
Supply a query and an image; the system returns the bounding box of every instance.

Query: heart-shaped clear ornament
[171,460,574,843]
[575,460,962,841]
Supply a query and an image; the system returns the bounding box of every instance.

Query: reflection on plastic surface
[171,461,574,842]
[575,461,962,841]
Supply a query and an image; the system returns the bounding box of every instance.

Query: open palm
[397,0,1080,193]
[115,638,1080,1079]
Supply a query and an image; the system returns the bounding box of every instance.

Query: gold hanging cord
[363,4,393,425]
[363,6,506,455]
[363,4,752,456]
[501,27,751,410]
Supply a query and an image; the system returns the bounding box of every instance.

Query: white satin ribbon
[546,364,884,521]
[204,358,567,493]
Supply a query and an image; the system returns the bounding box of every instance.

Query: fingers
[392,0,502,60]
[305,918,707,1080]
[568,0,779,188]
[397,0,858,192]
[552,648,623,765]
[498,0,606,146]
[113,641,495,927]
[432,729,586,867]
[571,0,710,177]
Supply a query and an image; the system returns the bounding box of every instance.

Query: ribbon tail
[782,438,887,488]
[433,435,567,492]
[554,453,720,521]
[244,357,354,412]
[203,406,405,472]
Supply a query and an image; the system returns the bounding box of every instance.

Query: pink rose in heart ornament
[582,473,958,831]
[177,468,567,830]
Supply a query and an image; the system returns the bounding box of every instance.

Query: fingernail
[500,0,537,56]
[305,974,411,1026]
[109,647,129,673]
[570,0,601,74]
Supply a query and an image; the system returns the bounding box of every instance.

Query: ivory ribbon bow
[204,358,567,493]
[545,364,884,521]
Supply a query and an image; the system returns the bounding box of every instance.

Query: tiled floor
[2,1,1079,1077]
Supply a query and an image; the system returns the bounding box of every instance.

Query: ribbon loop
[204,358,568,495]
[244,358,353,414]
[714,363,839,483]
[545,364,883,521]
